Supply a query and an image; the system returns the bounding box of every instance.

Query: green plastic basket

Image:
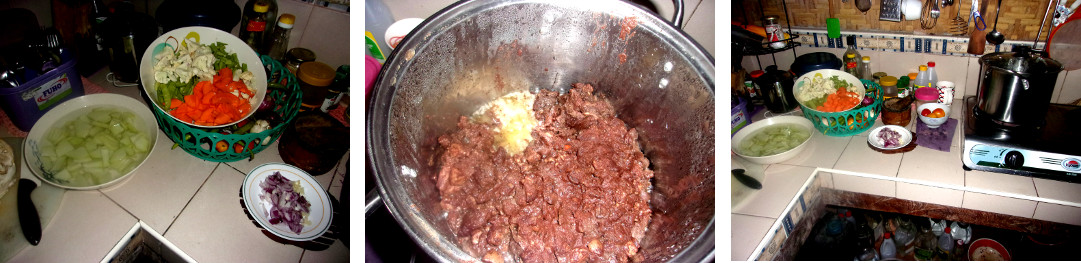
[150,55,302,162]
[799,79,883,137]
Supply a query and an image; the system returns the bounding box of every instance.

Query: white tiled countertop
[731,99,1081,261]
[3,69,349,262]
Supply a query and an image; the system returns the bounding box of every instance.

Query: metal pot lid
[979,51,1064,75]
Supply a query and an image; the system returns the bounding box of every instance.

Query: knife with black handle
[17,178,41,245]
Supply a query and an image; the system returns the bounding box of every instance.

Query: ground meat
[436,84,654,263]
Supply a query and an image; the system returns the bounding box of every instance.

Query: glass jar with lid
[285,48,317,74]
[296,61,336,112]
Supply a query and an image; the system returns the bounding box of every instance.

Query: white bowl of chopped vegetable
[793,69,866,113]
[139,26,268,128]
[23,94,158,190]
[732,116,815,164]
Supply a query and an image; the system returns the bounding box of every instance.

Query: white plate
[241,163,332,241]
[867,125,913,150]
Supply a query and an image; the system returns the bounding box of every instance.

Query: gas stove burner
[962,96,1081,183]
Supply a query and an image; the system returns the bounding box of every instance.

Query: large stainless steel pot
[976,49,1064,126]
[366,0,715,262]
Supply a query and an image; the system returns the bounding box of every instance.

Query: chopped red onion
[259,172,311,234]
[878,128,902,148]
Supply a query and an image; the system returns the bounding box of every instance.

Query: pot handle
[1023,78,1030,90]
[365,189,384,218]
[671,0,685,28]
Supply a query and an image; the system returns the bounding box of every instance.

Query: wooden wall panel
[733,0,1056,43]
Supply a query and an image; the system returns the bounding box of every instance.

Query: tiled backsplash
[742,30,1081,105]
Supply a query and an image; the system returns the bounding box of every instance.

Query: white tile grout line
[746,167,1081,261]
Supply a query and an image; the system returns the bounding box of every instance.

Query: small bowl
[793,69,866,113]
[732,116,815,165]
[23,94,159,190]
[917,103,950,128]
[867,125,913,150]
[968,238,1011,261]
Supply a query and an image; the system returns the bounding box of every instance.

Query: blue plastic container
[0,59,85,131]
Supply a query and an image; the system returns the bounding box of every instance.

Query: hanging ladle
[986,0,1006,44]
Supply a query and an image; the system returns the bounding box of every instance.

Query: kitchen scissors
[971,0,988,31]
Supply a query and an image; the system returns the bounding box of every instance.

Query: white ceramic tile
[165,167,304,262]
[732,164,815,218]
[731,214,777,261]
[897,182,964,207]
[296,7,350,68]
[949,102,963,148]
[833,135,904,176]
[964,169,1037,196]
[1055,71,1081,104]
[779,132,850,168]
[681,0,713,57]
[10,191,137,262]
[99,131,219,231]
[924,54,970,91]
[875,50,922,80]
[964,56,982,98]
[300,240,349,263]
[1033,202,1081,226]
[897,146,965,185]
[962,192,1037,218]
[1032,178,1081,203]
[384,0,455,20]
[832,172,897,197]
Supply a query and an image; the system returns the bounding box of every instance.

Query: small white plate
[242,163,332,241]
[867,125,912,150]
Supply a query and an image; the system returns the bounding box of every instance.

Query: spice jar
[296,61,336,112]
[285,48,317,74]
[881,76,898,100]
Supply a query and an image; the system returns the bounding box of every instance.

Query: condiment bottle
[880,232,897,260]
[264,13,295,62]
[320,65,348,112]
[926,62,939,89]
[296,61,336,112]
[938,227,954,254]
[860,56,873,81]
[845,60,860,77]
[241,0,278,51]
[914,65,931,89]
[898,76,911,98]
[843,35,862,70]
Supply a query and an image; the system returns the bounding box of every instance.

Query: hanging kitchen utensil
[950,0,970,34]
[881,0,904,21]
[921,0,939,29]
[986,0,1006,45]
[968,0,990,54]
[1048,0,1081,70]
[857,0,873,12]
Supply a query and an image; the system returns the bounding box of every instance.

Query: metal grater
[879,0,903,21]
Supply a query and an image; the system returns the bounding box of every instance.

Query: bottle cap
[880,76,898,86]
[862,56,870,62]
[298,62,336,86]
[928,61,936,67]
[884,232,891,239]
[908,73,918,79]
[278,14,296,28]
[919,65,928,71]
[254,2,269,13]
[945,227,952,234]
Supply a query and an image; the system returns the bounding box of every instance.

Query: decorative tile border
[789,29,1047,57]
[753,173,824,260]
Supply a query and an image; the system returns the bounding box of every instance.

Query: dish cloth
[915,118,957,152]
[0,77,107,137]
